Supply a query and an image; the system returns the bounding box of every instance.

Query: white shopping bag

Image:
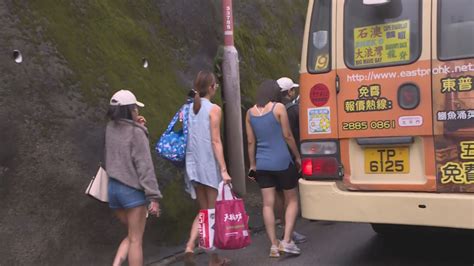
[216,181,234,201]
[198,208,216,251]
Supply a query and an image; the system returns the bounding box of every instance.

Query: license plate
[364,147,409,174]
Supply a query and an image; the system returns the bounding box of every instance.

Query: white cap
[110,90,145,107]
[277,77,299,92]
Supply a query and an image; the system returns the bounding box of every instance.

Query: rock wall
[0,0,305,264]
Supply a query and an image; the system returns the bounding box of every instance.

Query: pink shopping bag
[198,208,216,251]
[214,183,251,250]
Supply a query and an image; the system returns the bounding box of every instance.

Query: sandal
[269,244,280,258]
[209,257,231,266]
[220,258,231,265]
[184,250,196,266]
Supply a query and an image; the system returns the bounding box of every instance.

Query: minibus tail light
[302,157,339,178]
[301,141,337,155]
[301,140,341,180]
[302,159,313,176]
[312,158,338,176]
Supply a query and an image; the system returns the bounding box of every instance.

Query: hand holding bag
[214,182,251,250]
[85,166,109,202]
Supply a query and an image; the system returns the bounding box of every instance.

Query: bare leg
[261,187,278,246]
[184,184,210,266]
[115,209,128,225]
[201,185,222,266]
[186,184,210,251]
[194,184,231,266]
[113,210,128,266]
[126,205,147,266]
[274,190,285,224]
[113,237,129,266]
[185,214,199,253]
[282,188,299,243]
[204,185,218,209]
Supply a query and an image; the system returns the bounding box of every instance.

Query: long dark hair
[256,79,280,107]
[192,70,216,114]
[107,104,136,121]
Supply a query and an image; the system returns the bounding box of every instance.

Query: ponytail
[192,70,216,114]
[192,89,201,114]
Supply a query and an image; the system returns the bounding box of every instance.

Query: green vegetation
[154,172,198,244]
[235,0,306,107]
[14,0,306,133]
[16,1,185,136]
[14,0,193,243]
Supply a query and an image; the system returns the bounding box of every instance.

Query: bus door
[335,0,435,191]
[432,0,474,193]
[300,0,342,180]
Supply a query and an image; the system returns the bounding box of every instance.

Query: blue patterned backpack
[155,100,191,166]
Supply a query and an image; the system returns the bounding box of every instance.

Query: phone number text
[342,120,396,131]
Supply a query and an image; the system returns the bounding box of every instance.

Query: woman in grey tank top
[183,71,232,266]
[245,80,302,257]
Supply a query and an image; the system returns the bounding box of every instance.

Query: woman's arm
[245,109,257,181]
[275,103,301,166]
[131,128,163,200]
[245,109,257,171]
[209,104,232,183]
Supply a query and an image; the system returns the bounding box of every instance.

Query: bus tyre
[370,223,399,235]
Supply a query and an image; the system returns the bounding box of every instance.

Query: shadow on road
[351,226,474,266]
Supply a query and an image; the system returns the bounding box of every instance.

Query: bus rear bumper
[299,179,474,230]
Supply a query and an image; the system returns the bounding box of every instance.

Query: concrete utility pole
[221,0,246,195]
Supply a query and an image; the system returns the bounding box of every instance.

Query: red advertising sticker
[310,83,330,107]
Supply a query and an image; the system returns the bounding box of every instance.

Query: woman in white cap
[105,89,162,266]
[277,77,300,146]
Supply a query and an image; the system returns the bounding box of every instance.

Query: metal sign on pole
[221,0,246,195]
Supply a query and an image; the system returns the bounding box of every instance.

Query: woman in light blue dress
[184,70,232,266]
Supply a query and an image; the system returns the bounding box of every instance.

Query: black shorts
[255,163,298,190]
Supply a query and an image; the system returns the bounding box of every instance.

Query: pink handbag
[214,183,251,250]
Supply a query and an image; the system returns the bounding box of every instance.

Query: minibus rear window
[307,0,331,73]
[438,0,474,60]
[344,0,421,69]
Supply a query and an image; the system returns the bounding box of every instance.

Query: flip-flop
[222,257,231,265]
[215,257,231,266]
[184,251,196,266]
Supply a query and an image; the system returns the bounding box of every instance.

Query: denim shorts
[108,178,147,210]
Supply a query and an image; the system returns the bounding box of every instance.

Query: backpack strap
[285,102,298,110]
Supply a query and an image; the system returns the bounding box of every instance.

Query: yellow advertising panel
[354,20,410,67]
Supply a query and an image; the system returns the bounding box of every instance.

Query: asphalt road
[178,220,474,266]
